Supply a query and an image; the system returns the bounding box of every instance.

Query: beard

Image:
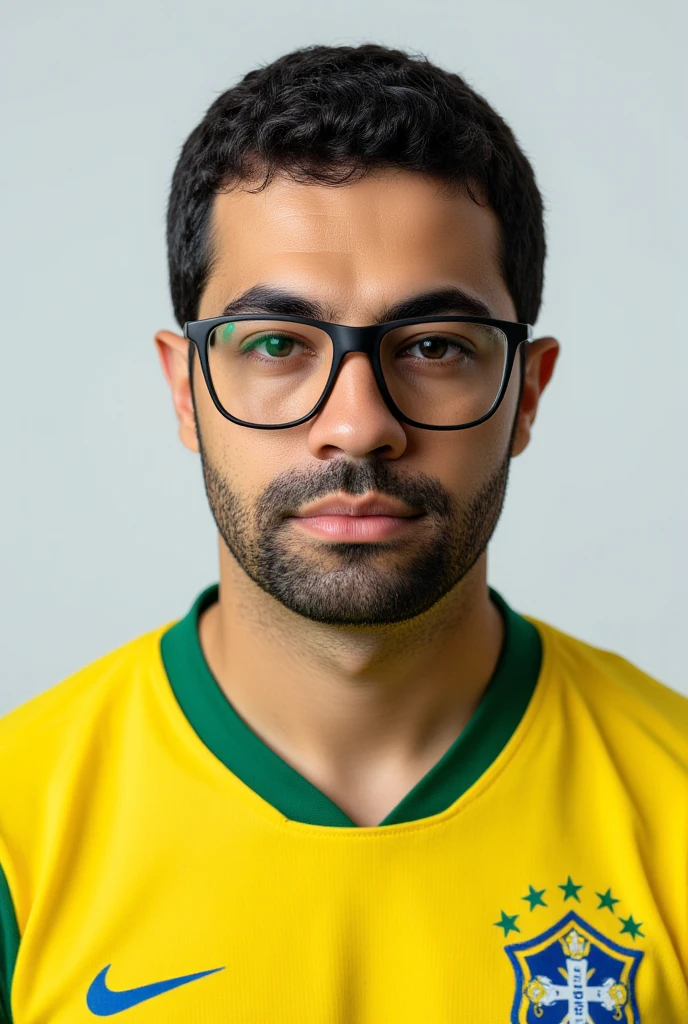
[195,427,515,627]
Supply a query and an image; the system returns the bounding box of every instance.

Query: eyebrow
[219,284,496,322]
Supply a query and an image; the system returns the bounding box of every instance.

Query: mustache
[255,459,454,523]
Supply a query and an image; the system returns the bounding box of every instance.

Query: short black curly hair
[167,43,546,328]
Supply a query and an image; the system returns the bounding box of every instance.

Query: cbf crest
[496,878,644,1023]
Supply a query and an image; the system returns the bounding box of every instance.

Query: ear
[510,336,560,457]
[155,329,199,453]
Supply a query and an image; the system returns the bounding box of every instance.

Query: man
[0,42,685,1024]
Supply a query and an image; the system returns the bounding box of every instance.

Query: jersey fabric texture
[0,586,687,1023]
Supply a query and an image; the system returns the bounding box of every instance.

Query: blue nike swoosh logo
[86,963,225,1015]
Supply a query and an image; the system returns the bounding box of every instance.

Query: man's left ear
[510,336,560,457]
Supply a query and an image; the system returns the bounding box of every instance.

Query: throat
[297,741,469,827]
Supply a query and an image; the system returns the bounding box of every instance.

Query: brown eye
[402,335,471,361]
[416,337,450,359]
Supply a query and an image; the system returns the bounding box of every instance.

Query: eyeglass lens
[206,319,508,427]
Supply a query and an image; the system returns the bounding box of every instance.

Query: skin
[156,167,559,826]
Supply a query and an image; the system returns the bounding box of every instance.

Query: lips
[292,493,422,519]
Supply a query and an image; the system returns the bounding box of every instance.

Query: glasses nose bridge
[328,322,382,356]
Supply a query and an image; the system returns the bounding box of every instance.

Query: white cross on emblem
[524,929,628,1021]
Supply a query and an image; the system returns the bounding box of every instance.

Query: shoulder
[0,621,175,779]
[528,614,688,766]
[0,621,177,900]
[0,620,177,979]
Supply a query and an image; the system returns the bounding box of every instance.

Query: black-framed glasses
[183,314,534,430]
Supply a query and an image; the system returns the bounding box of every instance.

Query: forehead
[200,168,514,321]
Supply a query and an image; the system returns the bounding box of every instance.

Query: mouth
[288,492,424,542]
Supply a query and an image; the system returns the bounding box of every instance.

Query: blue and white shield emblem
[505,911,643,1023]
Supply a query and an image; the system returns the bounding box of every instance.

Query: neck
[197,541,504,826]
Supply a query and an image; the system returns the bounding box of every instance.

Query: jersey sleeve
[0,863,18,1023]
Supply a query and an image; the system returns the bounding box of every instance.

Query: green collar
[160,586,541,827]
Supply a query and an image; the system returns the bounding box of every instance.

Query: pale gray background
[1,0,686,714]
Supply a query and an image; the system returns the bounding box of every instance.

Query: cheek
[427,432,506,496]
[403,383,515,494]
[197,387,308,484]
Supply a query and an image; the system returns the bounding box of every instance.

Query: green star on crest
[494,911,520,937]
[619,915,644,941]
[522,885,547,911]
[558,876,583,902]
[596,888,620,913]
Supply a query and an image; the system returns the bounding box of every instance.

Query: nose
[305,352,408,461]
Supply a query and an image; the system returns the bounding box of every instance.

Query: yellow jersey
[0,585,686,1022]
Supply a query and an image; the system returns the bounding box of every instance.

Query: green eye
[239,334,295,357]
[262,335,293,357]
[221,322,236,341]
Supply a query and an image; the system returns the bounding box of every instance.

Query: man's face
[161,169,552,626]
